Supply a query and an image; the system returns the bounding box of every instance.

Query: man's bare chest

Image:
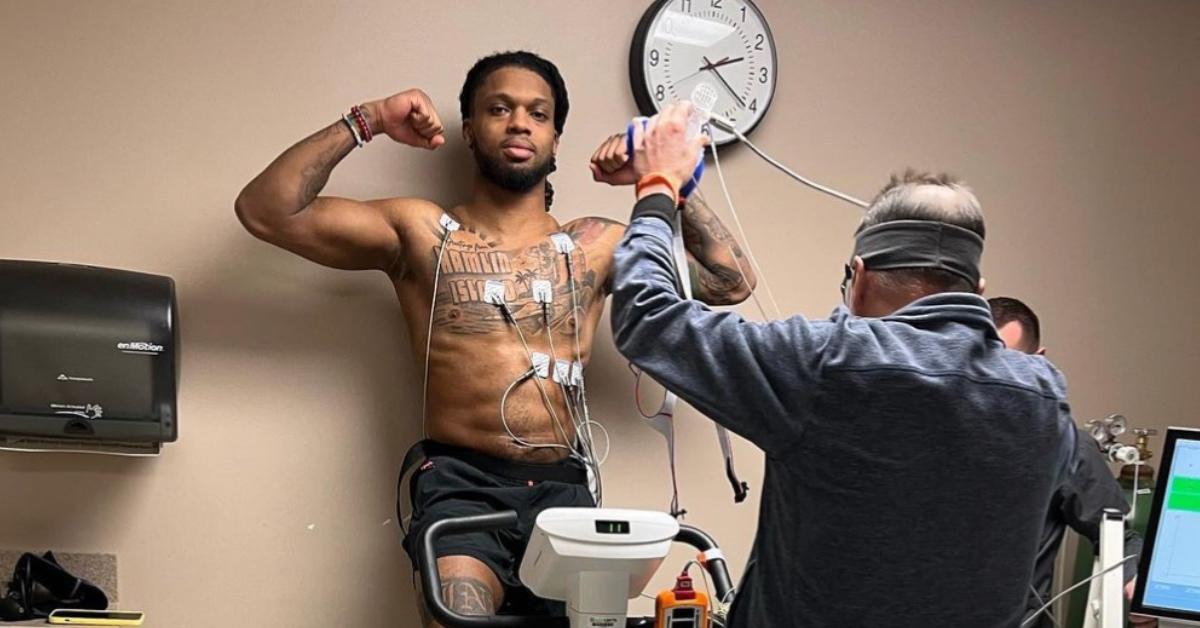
[405,222,613,338]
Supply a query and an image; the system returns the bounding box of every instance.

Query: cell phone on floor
[48,608,145,625]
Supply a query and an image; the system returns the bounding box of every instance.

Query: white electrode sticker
[531,352,551,379]
[553,360,573,385]
[439,213,461,232]
[549,232,575,254]
[532,280,554,304]
[484,280,507,306]
[571,361,584,387]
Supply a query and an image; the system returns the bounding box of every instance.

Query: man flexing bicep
[235,52,759,627]
[235,89,446,274]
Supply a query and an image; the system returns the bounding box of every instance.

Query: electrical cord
[1019,555,1137,628]
[420,227,454,438]
[708,115,868,208]
[499,367,572,452]
[501,303,576,454]
[563,251,605,505]
[707,143,782,320]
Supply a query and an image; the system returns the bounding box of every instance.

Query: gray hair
[855,170,986,293]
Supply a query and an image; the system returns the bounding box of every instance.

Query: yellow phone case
[48,609,145,626]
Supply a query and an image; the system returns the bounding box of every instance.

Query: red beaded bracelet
[350,105,372,143]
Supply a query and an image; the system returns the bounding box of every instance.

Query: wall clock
[629,0,778,146]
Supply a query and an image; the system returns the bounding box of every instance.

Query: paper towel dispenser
[0,260,179,445]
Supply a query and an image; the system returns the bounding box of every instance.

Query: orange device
[655,569,709,628]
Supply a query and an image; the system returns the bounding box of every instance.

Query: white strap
[637,213,749,514]
[643,408,683,517]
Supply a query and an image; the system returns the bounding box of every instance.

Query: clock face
[630,0,778,146]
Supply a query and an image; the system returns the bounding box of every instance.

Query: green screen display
[595,520,630,534]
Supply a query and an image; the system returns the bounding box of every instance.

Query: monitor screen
[1132,427,1200,623]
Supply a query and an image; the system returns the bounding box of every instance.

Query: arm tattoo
[440,577,496,616]
[296,123,355,207]
[568,217,624,294]
[680,194,755,304]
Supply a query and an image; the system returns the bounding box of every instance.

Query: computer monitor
[1131,427,1200,626]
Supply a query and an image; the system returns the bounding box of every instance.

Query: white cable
[1019,554,1137,628]
[581,419,611,466]
[1026,585,1065,628]
[506,302,585,468]
[543,309,591,457]
[505,306,577,455]
[563,254,594,436]
[682,559,732,625]
[543,310,582,432]
[709,117,869,209]
[563,251,605,505]
[420,229,453,438]
[683,559,714,602]
[723,242,770,321]
[500,369,573,452]
[1128,461,1142,522]
[707,144,782,319]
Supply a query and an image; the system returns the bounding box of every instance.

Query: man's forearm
[235,107,374,228]
[680,193,757,305]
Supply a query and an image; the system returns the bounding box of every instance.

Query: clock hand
[678,56,727,83]
[703,56,746,108]
[705,56,744,70]
[676,56,744,83]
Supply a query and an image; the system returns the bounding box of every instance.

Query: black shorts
[400,440,595,617]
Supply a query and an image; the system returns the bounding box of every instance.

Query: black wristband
[631,193,677,230]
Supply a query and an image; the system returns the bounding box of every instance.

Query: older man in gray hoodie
[607,102,1076,628]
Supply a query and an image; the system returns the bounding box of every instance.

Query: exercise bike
[417,508,736,627]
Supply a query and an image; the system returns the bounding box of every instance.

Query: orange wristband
[635,172,680,205]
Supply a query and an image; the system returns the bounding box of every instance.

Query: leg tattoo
[441,576,496,616]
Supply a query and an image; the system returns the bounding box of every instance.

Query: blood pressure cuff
[0,551,108,620]
[853,219,984,286]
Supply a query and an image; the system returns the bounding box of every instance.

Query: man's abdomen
[423,331,587,463]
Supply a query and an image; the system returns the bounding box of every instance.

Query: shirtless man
[234,51,754,624]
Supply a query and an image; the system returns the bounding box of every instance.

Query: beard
[473,143,557,194]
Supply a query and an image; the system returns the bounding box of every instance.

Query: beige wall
[1,1,1197,625]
